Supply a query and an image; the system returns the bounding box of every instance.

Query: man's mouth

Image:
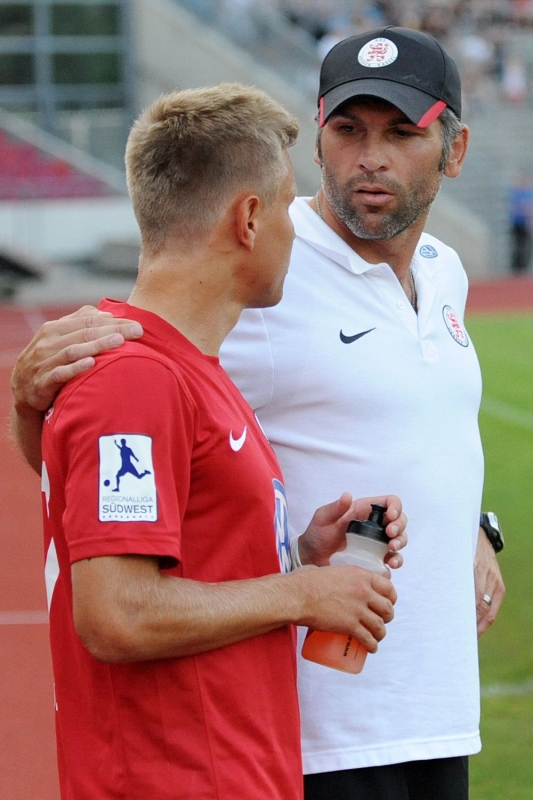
[354,185,394,205]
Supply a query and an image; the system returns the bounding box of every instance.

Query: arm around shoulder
[9,403,45,475]
[10,305,143,472]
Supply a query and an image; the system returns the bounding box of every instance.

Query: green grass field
[466,313,533,800]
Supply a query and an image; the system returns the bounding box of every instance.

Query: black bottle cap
[347,503,389,544]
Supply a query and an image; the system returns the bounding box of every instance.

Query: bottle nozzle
[347,503,389,543]
[369,503,387,526]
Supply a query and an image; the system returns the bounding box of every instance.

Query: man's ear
[314,127,323,168]
[236,195,260,251]
[444,125,469,179]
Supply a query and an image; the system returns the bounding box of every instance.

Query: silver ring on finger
[482,593,492,607]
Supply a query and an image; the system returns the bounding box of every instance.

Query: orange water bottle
[301,504,390,674]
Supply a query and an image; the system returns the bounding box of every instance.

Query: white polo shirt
[221,196,484,773]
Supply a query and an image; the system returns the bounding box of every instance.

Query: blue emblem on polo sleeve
[420,245,438,258]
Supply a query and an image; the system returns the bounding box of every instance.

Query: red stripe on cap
[417,100,447,128]
[319,96,326,127]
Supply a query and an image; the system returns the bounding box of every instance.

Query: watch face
[482,512,504,552]
[487,511,500,530]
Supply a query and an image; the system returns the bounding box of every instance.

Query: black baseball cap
[318,26,462,128]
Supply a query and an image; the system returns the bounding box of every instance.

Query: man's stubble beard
[321,166,443,241]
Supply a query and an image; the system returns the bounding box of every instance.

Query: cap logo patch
[442,305,469,347]
[358,38,398,69]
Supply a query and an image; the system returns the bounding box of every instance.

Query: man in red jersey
[17,83,406,799]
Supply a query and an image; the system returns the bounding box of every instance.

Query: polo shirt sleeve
[54,353,195,566]
[447,245,469,315]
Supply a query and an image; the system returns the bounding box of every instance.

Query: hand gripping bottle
[301,504,390,674]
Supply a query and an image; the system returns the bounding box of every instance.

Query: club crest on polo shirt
[98,434,157,521]
[273,479,291,574]
[358,38,398,68]
[442,305,469,347]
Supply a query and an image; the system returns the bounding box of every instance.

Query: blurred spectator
[420,4,454,40]
[371,1,405,26]
[511,0,533,25]
[278,0,341,42]
[179,0,533,108]
[456,29,496,107]
[501,52,528,103]
[316,25,351,59]
[508,170,533,274]
[487,24,509,83]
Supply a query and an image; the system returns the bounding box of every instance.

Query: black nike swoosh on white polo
[339,327,376,344]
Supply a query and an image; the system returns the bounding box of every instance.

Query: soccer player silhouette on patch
[112,438,151,492]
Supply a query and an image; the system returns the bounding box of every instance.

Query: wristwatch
[479,512,504,553]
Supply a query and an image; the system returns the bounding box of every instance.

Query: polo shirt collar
[290,196,443,279]
[291,196,376,274]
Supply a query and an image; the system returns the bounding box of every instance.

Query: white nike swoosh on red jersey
[229,427,247,452]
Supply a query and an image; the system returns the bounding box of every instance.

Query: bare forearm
[116,573,304,661]
[72,555,395,663]
[74,559,306,662]
[9,404,44,474]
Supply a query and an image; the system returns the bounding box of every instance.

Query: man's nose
[357,135,389,172]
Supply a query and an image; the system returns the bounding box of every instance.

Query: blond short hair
[125,83,299,254]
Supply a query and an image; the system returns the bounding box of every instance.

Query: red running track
[0,306,73,800]
[467,275,533,312]
[1,281,532,799]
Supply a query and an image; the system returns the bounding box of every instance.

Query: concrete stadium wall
[0,198,139,262]
[426,193,491,280]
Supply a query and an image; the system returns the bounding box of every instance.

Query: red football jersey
[41,300,302,799]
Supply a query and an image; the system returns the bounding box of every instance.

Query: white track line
[22,307,48,335]
[481,397,533,431]
[482,680,533,698]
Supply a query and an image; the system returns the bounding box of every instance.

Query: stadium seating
[0,128,116,201]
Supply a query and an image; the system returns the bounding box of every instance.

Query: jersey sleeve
[51,353,195,566]
[220,309,274,412]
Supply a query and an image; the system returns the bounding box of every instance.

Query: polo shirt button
[397,301,405,310]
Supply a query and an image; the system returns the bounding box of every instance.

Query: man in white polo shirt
[11,27,505,800]
[218,27,506,799]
